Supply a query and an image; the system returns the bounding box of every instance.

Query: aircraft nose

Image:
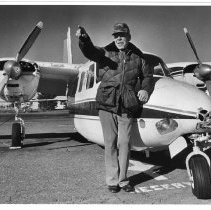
[148,78,211,115]
[194,64,211,81]
[193,64,211,96]
[3,60,21,79]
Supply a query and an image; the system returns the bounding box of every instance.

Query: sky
[0,5,211,64]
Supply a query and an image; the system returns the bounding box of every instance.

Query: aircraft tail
[63,27,72,64]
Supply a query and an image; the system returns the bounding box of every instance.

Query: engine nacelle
[3,72,40,103]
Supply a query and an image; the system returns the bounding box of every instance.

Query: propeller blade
[16,21,43,62]
[0,75,9,94]
[183,28,202,65]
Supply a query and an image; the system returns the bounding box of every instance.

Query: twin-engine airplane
[1,22,211,199]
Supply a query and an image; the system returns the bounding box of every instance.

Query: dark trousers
[99,109,133,187]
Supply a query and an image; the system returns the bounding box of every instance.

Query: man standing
[76,23,154,193]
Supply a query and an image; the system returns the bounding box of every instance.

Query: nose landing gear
[9,103,25,149]
[186,133,211,199]
[189,155,211,199]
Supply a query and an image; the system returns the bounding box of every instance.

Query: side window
[79,72,85,92]
[154,63,165,77]
[96,63,100,83]
[86,64,95,89]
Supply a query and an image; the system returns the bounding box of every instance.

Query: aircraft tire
[189,155,211,199]
[11,122,23,148]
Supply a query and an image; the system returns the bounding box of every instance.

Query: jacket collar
[104,41,144,57]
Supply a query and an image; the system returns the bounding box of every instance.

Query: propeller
[0,21,43,94]
[183,27,211,95]
[16,21,43,62]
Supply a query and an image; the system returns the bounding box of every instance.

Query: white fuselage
[73,76,211,151]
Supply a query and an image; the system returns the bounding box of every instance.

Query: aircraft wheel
[10,122,23,149]
[189,155,211,199]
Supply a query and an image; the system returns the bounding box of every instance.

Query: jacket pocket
[96,83,119,107]
[122,86,141,110]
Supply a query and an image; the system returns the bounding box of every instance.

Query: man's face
[113,33,129,50]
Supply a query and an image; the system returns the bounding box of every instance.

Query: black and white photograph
[1,2,211,205]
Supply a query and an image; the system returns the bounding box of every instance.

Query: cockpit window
[169,67,184,77]
[143,53,171,77]
[0,61,7,70]
[154,64,165,76]
[79,72,85,92]
[19,61,35,72]
[86,64,95,89]
[183,64,198,74]
[169,66,184,73]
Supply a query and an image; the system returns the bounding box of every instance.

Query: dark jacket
[79,35,154,117]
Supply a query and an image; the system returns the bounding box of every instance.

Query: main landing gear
[9,103,25,149]
[186,133,211,199]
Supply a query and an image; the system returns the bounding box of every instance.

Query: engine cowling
[0,61,40,103]
[0,21,43,103]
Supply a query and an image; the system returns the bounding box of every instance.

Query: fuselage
[71,70,211,151]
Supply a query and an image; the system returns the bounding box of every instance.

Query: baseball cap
[112,23,131,36]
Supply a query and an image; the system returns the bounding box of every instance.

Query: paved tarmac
[0,111,211,204]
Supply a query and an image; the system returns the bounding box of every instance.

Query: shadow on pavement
[1,132,94,149]
[23,132,94,148]
[129,147,211,187]
[129,147,193,186]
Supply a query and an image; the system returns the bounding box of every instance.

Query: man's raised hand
[76,25,88,38]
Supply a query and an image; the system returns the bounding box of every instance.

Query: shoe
[108,185,120,193]
[121,184,135,192]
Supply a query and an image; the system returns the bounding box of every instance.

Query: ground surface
[0,111,211,204]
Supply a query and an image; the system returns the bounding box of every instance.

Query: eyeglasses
[113,33,127,39]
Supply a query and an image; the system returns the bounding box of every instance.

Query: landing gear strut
[9,103,25,149]
[186,133,211,199]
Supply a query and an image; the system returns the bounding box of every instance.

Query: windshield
[143,53,172,78]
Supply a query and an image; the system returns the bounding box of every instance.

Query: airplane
[1,22,211,199]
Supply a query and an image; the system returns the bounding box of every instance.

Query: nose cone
[194,64,211,81]
[3,60,21,79]
[149,77,211,114]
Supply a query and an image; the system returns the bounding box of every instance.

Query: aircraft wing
[36,61,80,98]
[0,58,80,101]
